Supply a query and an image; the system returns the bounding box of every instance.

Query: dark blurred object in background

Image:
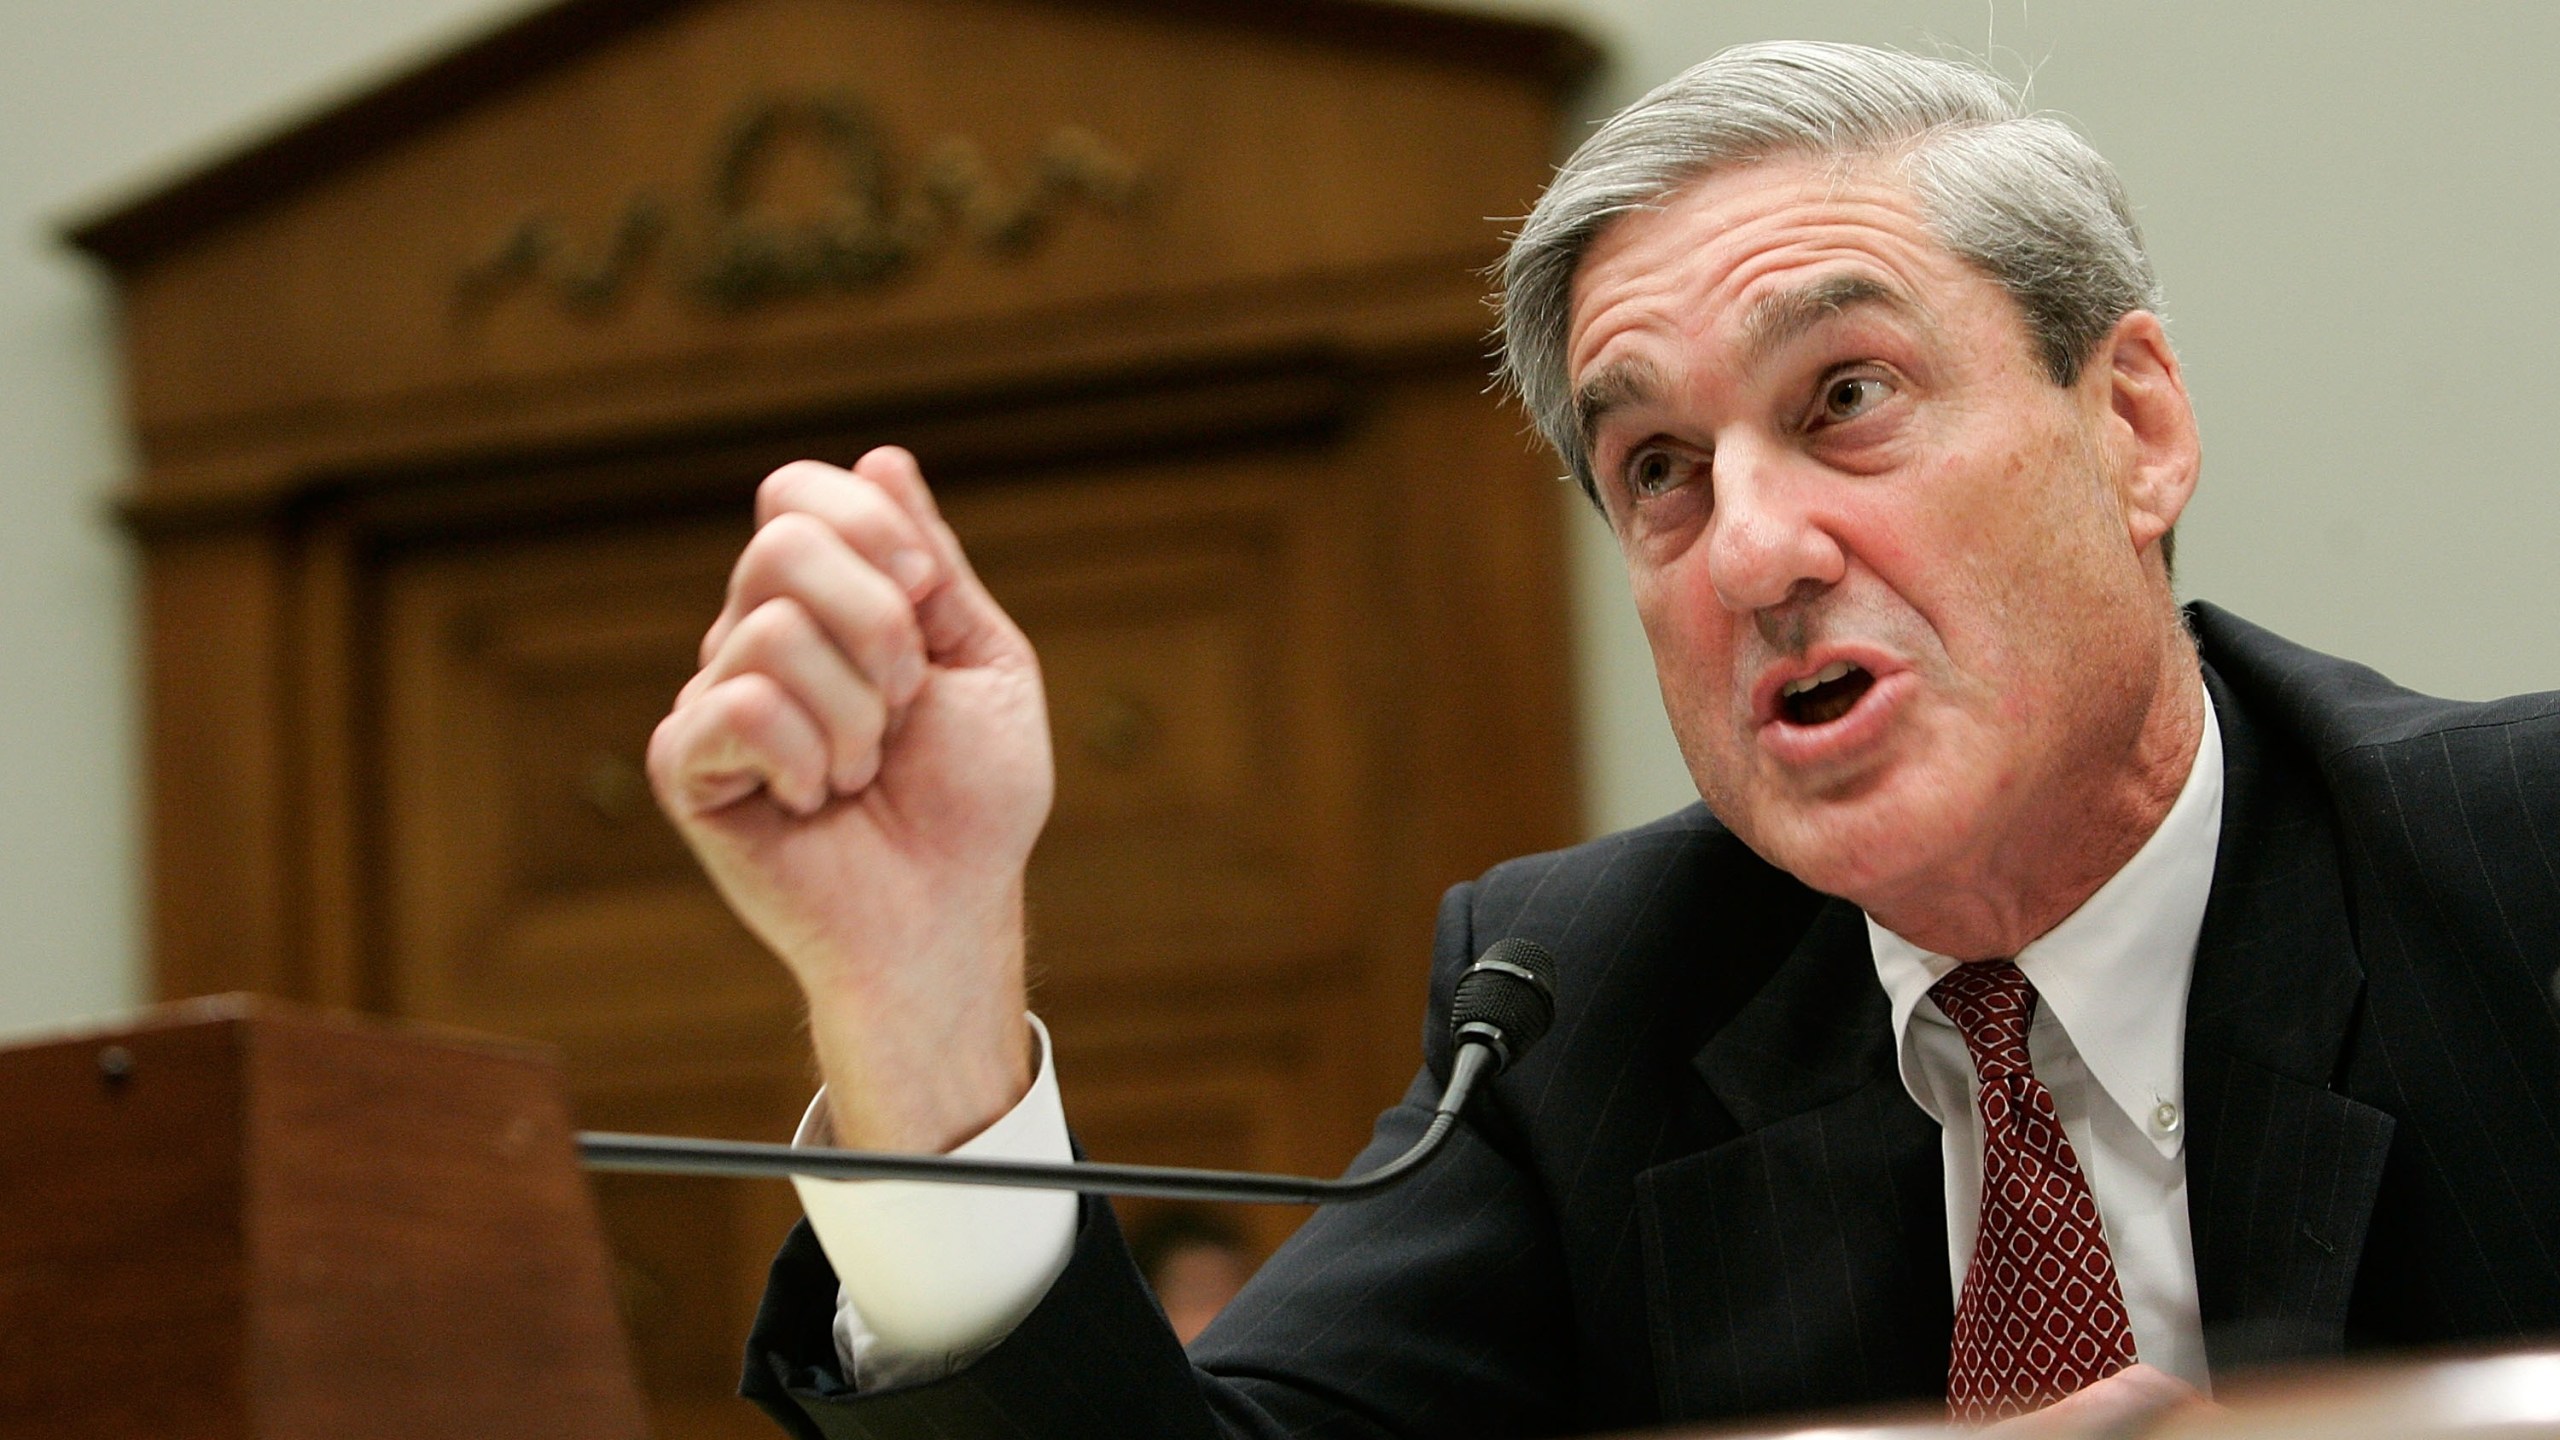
[1130,1206,1257,1345]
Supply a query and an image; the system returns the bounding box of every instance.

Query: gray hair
[1499,41,2162,507]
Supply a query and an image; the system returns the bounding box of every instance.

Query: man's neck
[1860,633,2209,961]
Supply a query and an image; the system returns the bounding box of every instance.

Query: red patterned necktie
[1930,960,2137,1423]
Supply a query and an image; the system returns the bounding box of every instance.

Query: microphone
[577,938,1559,1205]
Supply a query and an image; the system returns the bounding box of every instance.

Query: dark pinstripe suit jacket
[741,602,2560,1439]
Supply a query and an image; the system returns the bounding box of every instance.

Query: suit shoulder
[1450,804,1819,960]
[1468,804,1730,904]
[1428,804,1821,1058]
[2192,600,2560,761]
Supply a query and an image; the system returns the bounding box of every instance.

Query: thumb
[851,446,1027,669]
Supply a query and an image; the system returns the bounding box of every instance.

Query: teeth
[1781,661,1856,698]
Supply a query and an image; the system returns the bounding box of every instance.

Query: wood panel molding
[66,0,1595,276]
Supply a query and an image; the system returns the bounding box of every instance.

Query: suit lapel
[2185,661,2396,1372]
[1638,899,1950,1419]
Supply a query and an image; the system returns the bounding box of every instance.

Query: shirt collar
[1867,683,2223,1158]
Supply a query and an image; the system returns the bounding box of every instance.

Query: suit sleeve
[738,880,1582,1440]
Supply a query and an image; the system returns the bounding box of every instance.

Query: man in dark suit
[648,41,2560,1438]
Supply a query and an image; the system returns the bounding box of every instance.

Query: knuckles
[734,509,840,586]
[724,594,820,665]
[647,674,791,817]
[718,510,923,686]
[755,459,853,524]
[643,706,692,799]
[725,512,844,621]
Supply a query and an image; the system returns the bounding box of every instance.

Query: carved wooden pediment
[72,0,1594,517]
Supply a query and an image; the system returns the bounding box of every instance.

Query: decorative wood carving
[454,92,1147,316]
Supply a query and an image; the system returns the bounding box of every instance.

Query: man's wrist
[807,999,1034,1153]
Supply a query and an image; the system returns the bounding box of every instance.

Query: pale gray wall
[0,0,530,1037]
[6,1,2558,1032]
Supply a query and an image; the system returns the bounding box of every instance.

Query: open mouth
[1778,661,1876,727]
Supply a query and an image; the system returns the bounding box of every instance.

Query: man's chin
[1734,794,1979,914]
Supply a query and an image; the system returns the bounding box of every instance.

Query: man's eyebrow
[1573,357,1665,456]
[1738,274,1918,367]
[1571,277,1923,456]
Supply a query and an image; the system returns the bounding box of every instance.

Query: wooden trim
[61,0,1598,274]
[117,347,1367,539]
[143,532,299,1001]
[288,518,372,1011]
[117,256,1495,521]
[1087,0,1601,91]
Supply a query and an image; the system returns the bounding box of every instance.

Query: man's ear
[2093,310,2200,560]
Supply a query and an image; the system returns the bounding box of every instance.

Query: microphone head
[1450,937,1559,1074]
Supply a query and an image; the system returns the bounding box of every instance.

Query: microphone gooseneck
[577,938,1562,1206]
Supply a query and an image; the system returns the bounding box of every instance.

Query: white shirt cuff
[790,1014,1077,1391]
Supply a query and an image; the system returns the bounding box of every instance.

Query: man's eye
[1818,374,1891,422]
[1625,448,1688,497]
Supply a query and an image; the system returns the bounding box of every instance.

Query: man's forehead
[1562,161,1958,362]
[1736,273,1923,365]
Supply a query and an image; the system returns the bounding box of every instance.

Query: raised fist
[649,447,1052,1152]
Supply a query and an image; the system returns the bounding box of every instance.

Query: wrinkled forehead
[1561,159,1965,375]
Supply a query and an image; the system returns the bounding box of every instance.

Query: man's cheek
[1648,632,1738,740]
[1658,669,1755,812]
[1637,611,1708,708]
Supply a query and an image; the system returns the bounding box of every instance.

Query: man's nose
[1703,440,1848,614]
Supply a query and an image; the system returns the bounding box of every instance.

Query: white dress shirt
[1866,684,2220,1392]
[800,690,2225,1392]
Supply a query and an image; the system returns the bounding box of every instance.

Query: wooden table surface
[1601,1346,2560,1439]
